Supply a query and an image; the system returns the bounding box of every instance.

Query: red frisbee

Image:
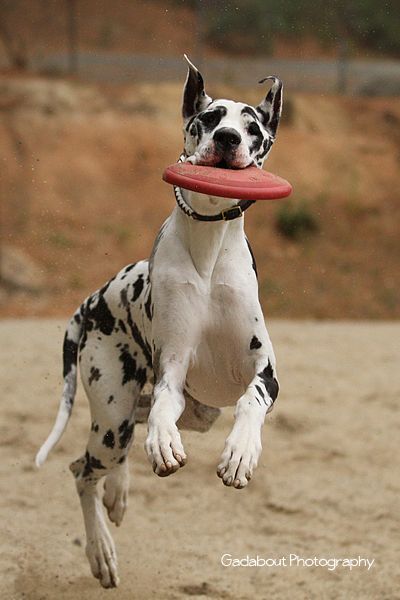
[163,162,292,200]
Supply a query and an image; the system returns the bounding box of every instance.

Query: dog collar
[173,154,254,222]
[173,185,254,222]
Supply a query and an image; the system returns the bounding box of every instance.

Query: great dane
[36,56,283,588]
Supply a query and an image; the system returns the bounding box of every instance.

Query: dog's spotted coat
[36,55,283,588]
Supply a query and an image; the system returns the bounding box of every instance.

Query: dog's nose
[213,127,242,151]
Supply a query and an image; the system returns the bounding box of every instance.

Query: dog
[36,55,283,588]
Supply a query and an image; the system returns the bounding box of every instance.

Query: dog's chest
[182,282,258,407]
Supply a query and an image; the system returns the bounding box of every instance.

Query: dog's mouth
[214,158,254,170]
[215,159,233,169]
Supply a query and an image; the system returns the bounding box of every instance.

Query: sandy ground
[1,319,399,599]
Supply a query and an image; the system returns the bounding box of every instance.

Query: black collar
[173,184,255,222]
[173,155,254,222]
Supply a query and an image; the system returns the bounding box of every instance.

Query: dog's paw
[145,422,187,477]
[86,521,119,588]
[216,421,262,489]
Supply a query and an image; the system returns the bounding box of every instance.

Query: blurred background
[1,0,399,319]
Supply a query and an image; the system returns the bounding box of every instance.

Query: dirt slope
[1,76,400,318]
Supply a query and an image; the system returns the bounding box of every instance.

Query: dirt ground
[1,319,399,599]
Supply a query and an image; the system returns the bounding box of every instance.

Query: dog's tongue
[163,162,292,200]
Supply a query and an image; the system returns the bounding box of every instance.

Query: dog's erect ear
[182,54,212,121]
[256,76,283,138]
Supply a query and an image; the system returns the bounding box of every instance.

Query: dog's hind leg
[70,455,120,588]
[70,328,148,588]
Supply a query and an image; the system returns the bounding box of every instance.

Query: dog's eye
[248,122,261,136]
[199,111,219,127]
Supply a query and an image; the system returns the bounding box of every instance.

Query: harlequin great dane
[36,56,283,588]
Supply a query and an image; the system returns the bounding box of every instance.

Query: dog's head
[182,55,283,170]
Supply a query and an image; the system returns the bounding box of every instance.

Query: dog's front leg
[217,356,279,489]
[145,351,189,477]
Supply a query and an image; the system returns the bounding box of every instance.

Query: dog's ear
[256,76,283,138]
[182,54,212,121]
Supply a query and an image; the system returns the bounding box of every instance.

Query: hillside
[1,75,399,318]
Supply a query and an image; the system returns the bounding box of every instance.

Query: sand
[0,319,399,599]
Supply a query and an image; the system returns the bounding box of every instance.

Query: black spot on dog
[118,455,126,464]
[121,263,137,280]
[258,360,279,402]
[185,115,196,132]
[85,294,116,337]
[241,106,260,121]
[103,430,115,449]
[255,384,265,399]
[88,366,101,386]
[108,395,114,404]
[245,114,263,151]
[144,290,153,321]
[136,366,147,387]
[118,319,127,334]
[63,335,78,377]
[74,313,81,325]
[118,344,147,387]
[90,455,105,469]
[245,238,258,277]
[132,274,144,301]
[119,345,135,385]
[99,275,116,297]
[118,420,134,449]
[257,137,273,160]
[250,335,262,350]
[82,450,106,477]
[120,287,129,309]
[256,106,270,125]
[198,106,227,133]
[124,263,136,272]
[126,308,152,368]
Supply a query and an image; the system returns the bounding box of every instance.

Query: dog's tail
[35,301,87,467]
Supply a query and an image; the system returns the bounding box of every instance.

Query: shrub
[275,202,318,240]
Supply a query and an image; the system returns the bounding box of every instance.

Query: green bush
[275,202,318,240]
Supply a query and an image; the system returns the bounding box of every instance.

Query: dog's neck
[184,188,238,216]
[175,188,245,279]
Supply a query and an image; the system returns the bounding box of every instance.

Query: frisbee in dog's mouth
[162,162,292,200]
[214,159,242,169]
